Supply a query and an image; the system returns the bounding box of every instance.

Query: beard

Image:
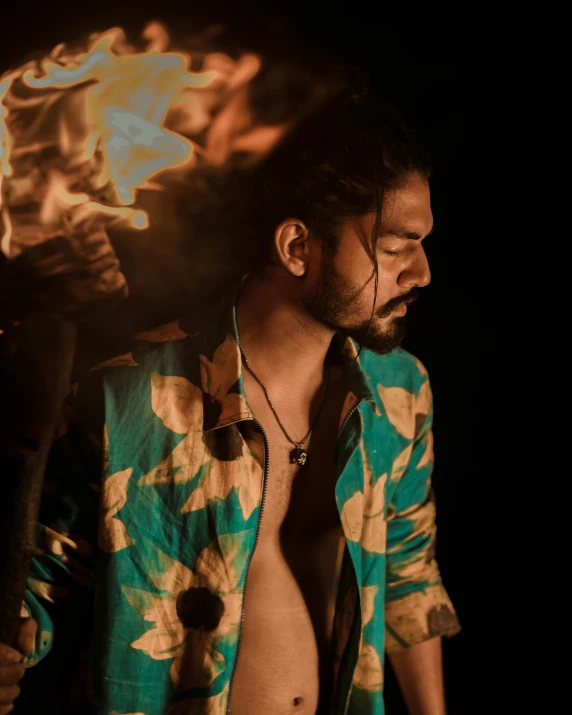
[301,254,418,356]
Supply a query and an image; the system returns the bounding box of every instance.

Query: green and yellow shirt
[23,283,460,714]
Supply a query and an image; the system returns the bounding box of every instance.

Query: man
[0,89,460,714]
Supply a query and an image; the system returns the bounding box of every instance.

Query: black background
[0,2,564,713]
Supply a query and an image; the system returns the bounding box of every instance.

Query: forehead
[381,173,433,233]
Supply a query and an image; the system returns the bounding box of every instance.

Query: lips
[377,290,418,319]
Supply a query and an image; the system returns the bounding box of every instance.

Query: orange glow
[0,22,281,257]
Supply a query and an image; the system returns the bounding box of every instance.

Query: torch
[0,21,334,645]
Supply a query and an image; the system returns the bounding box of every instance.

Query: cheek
[332,242,376,286]
[375,261,398,293]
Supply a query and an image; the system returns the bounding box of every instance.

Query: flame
[0,74,16,188]
[20,28,214,205]
[0,22,278,257]
[39,170,148,229]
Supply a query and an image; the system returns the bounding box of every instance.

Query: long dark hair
[242,86,431,340]
[174,85,431,328]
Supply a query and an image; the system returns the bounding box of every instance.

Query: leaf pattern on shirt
[376,384,416,439]
[385,584,460,652]
[139,431,261,521]
[200,334,252,426]
[141,337,258,519]
[361,446,387,554]
[387,494,436,569]
[182,446,262,521]
[200,334,239,404]
[417,429,434,469]
[340,490,364,543]
[390,442,414,482]
[354,644,384,692]
[26,286,461,711]
[353,585,383,692]
[123,532,248,692]
[99,467,134,553]
[413,356,429,378]
[340,445,387,554]
[150,372,205,435]
[415,379,432,426]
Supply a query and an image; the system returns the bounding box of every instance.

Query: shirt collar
[201,279,377,431]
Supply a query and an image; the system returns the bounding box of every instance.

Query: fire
[0,22,276,258]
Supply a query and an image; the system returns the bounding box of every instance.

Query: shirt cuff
[385,584,461,652]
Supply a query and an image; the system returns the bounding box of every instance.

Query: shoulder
[359,347,432,441]
[359,346,429,395]
[88,319,201,374]
[69,317,207,435]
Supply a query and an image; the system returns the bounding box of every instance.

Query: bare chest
[243,370,346,538]
[226,373,347,714]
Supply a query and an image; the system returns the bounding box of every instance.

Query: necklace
[237,337,331,468]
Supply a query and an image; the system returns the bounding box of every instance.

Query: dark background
[1,2,562,713]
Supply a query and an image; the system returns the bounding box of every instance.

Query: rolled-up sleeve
[384,377,460,652]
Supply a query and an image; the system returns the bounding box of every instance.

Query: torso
[227,361,347,715]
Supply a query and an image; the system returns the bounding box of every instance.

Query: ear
[273,218,310,277]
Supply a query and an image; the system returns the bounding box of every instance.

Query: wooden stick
[0,315,76,645]
[0,222,126,645]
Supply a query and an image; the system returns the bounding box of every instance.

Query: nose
[399,244,431,289]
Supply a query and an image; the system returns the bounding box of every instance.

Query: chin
[357,317,406,356]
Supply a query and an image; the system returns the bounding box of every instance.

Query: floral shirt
[23,283,460,714]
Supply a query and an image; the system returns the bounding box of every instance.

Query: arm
[385,376,460,713]
[388,636,446,715]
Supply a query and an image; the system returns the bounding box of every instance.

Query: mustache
[377,288,419,318]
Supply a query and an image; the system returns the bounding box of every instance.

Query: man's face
[302,172,433,355]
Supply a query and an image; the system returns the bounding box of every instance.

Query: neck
[236,273,335,392]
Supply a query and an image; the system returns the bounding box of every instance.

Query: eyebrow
[383,227,434,241]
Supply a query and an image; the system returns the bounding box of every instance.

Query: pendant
[290,446,308,467]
